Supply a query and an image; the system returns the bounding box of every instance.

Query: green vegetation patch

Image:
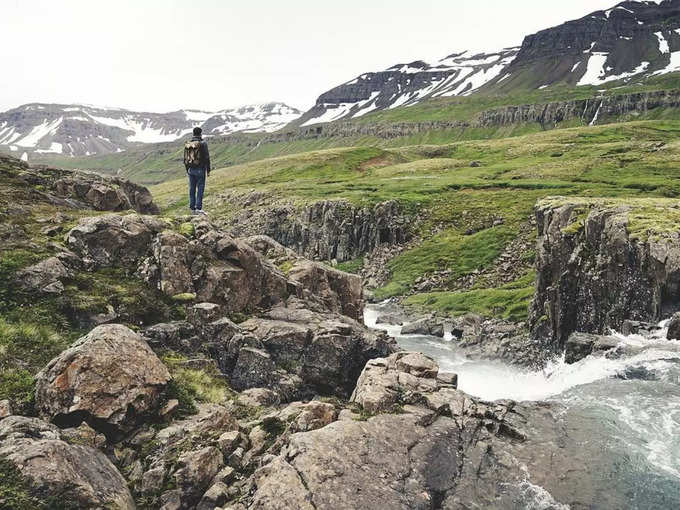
[0,320,70,405]
[538,196,680,241]
[375,226,515,299]
[162,352,236,415]
[405,271,536,322]
[335,257,364,274]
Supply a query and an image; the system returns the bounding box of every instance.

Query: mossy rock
[178,222,195,238]
[171,293,196,303]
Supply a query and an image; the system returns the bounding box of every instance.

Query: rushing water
[364,303,680,508]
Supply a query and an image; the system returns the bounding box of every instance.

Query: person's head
[192,127,202,137]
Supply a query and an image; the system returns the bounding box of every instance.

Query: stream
[364,303,680,508]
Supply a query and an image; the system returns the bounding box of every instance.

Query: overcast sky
[1,0,619,113]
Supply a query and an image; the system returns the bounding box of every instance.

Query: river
[364,303,680,509]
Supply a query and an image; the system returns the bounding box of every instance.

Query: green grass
[0,458,45,510]
[0,320,70,405]
[336,257,364,274]
[162,352,236,409]
[404,271,536,322]
[374,226,515,299]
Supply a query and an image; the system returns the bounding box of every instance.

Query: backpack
[184,140,203,167]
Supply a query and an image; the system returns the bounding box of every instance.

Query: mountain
[297,48,519,127]
[0,102,301,157]
[298,0,680,126]
[494,0,680,90]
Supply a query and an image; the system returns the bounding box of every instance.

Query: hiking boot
[190,209,198,216]
[197,210,208,216]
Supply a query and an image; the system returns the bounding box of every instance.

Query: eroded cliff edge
[530,197,680,349]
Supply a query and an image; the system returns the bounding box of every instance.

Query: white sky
[1,0,619,113]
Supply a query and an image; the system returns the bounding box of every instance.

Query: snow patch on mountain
[655,32,670,53]
[577,53,611,85]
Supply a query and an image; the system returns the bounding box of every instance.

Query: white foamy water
[364,303,680,483]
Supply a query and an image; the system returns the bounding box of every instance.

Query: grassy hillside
[152,119,680,321]
[35,74,680,186]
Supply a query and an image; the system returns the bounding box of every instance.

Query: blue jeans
[188,168,206,211]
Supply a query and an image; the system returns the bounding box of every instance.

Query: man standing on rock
[184,127,211,215]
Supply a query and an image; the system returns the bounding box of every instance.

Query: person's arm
[203,141,211,174]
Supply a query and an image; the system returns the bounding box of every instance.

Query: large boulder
[0,416,134,509]
[238,300,397,398]
[667,312,680,340]
[14,256,72,295]
[172,446,224,508]
[35,324,171,437]
[133,220,292,315]
[51,172,159,214]
[351,352,456,414]
[564,332,621,364]
[66,213,167,269]
[287,260,364,321]
[401,317,444,337]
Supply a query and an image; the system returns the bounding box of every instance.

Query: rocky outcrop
[53,173,159,214]
[0,416,135,509]
[530,198,680,350]
[237,299,397,398]
[350,352,456,413]
[564,332,621,364]
[35,324,171,437]
[127,403,238,509]
[246,235,365,320]
[2,156,159,213]
[401,317,445,337]
[66,214,293,315]
[229,199,409,262]
[240,351,644,510]
[287,260,364,320]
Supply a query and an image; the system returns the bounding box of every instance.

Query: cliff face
[529,198,680,349]
[477,89,680,127]
[226,198,410,262]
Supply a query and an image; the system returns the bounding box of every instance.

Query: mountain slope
[298,0,680,127]
[492,0,680,91]
[296,48,519,127]
[0,102,301,157]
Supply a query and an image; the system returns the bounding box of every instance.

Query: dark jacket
[185,135,211,174]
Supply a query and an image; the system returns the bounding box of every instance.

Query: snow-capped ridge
[299,47,519,126]
[0,101,302,157]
